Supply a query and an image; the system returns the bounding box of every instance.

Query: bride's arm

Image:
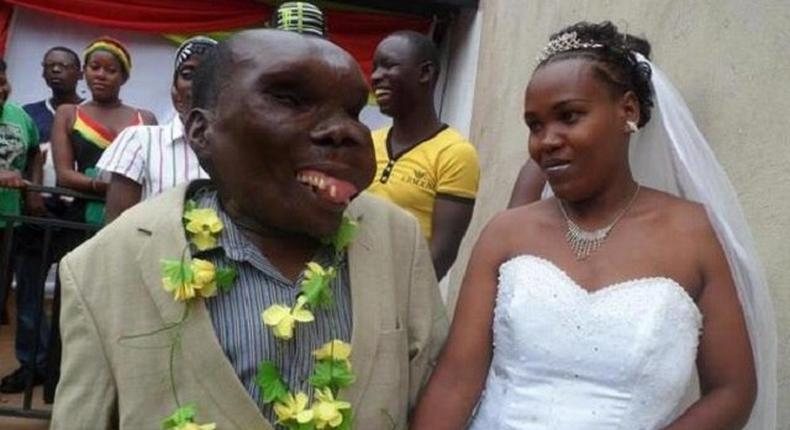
[664,212,756,430]
[410,213,509,430]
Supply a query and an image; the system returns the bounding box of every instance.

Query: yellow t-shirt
[367,125,480,240]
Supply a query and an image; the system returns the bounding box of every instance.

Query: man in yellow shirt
[368,31,480,280]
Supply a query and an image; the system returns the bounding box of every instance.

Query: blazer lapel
[342,202,381,409]
[136,184,271,429]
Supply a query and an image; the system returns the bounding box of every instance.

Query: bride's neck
[562,174,639,226]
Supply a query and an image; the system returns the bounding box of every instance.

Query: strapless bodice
[469,255,702,430]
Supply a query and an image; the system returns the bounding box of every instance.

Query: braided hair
[539,21,654,127]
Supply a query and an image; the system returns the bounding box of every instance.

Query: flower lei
[157,200,359,430]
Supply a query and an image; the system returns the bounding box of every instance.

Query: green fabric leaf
[256,361,289,404]
[290,422,317,430]
[322,216,358,253]
[184,199,198,213]
[215,267,238,293]
[336,408,353,430]
[309,360,355,391]
[161,404,196,429]
[161,259,193,285]
[300,274,334,309]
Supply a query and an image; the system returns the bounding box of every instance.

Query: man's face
[171,57,200,116]
[189,31,375,239]
[370,35,424,117]
[42,50,81,94]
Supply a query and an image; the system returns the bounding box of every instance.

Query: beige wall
[447,0,790,427]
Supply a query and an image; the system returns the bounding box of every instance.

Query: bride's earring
[625,120,638,133]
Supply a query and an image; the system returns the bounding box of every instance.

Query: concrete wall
[447,0,790,427]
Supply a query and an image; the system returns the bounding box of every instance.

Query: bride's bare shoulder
[489,198,559,232]
[474,199,560,253]
[640,188,717,239]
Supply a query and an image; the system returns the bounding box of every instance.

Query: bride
[410,21,775,430]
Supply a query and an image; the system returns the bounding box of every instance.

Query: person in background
[98,36,215,223]
[0,47,83,394]
[50,36,156,225]
[368,31,480,280]
[24,46,84,146]
[506,160,545,208]
[0,58,43,370]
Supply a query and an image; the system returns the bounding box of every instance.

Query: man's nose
[370,67,383,85]
[310,114,367,147]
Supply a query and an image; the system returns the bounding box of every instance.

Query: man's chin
[258,213,344,243]
[305,215,345,241]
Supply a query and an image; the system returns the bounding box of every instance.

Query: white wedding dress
[469,255,702,430]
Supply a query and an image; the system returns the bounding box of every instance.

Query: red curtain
[0,2,13,57]
[4,0,269,33]
[2,0,430,76]
[324,10,431,79]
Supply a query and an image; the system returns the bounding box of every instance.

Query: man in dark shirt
[0,47,82,394]
[23,46,83,143]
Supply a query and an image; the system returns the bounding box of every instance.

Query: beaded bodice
[469,255,702,430]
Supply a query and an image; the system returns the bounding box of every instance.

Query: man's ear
[418,60,436,85]
[185,107,213,161]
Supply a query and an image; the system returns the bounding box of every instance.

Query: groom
[51,30,447,429]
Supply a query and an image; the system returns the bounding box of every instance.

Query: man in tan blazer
[51,30,447,429]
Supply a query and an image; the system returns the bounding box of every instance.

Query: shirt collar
[190,187,337,286]
[167,116,185,143]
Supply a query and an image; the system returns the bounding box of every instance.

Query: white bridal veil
[630,54,777,429]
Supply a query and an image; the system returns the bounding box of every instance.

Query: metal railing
[0,184,103,420]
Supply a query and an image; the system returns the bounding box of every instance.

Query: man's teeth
[297,173,328,190]
[375,89,390,97]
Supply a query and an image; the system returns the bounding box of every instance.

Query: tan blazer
[51,184,448,429]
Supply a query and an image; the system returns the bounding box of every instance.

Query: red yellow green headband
[84,38,132,76]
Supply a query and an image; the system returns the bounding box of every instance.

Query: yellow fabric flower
[184,208,223,250]
[261,296,315,340]
[273,392,310,423]
[305,262,336,281]
[174,422,216,430]
[190,259,217,298]
[162,259,218,302]
[313,340,352,368]
[163,276,198,302]
[311,388,351,429]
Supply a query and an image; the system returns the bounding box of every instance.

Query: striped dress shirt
[193,189,353,422]
[97,118,208,199]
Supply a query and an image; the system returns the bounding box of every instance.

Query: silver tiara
[536,31,603,62]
